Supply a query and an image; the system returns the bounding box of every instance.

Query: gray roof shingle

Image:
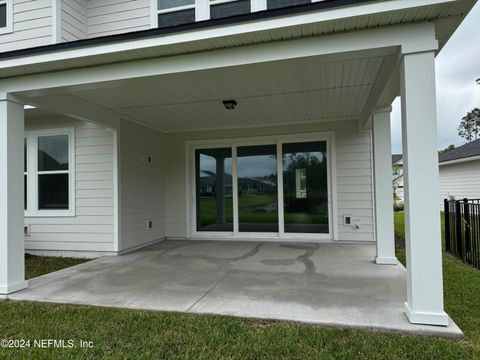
[439,139,480,163]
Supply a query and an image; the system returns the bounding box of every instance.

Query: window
[153,0,264,28]
[210,0,251,20]
[0,0,12,33]
[157,0,196,28]
[24,129,75,217]
[189,133,333,238]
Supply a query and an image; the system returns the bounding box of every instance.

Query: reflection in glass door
[282,141,329,233]
[195,148,233,231]
[237,145,278,232]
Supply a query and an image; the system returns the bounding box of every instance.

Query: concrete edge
[1,297,465,340]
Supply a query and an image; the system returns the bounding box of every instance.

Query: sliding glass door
[282,142,329,233]
[195,148,233,232]
[192,136,330,237]
[237,145,278,233]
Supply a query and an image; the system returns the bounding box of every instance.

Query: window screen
[158,9,195,27]
[0,4,6,28]
[210,0,251,20]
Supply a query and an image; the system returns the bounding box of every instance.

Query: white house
[0,0,477,328]
[439,138,480,207]
[392,154,404,204]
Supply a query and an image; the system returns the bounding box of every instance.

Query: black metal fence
[444,198,480,270]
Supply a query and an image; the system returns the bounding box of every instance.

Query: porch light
[222,99,237,110]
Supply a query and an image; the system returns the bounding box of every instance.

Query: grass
[0,217,479,359]
[199,194,328,227]
[24,254,89,280]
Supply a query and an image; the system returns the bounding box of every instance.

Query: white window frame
[0,0,13,34]
[24,128,76,217]
[185,131,337,241]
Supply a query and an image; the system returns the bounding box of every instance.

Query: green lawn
[25,254,89,280]
[0,217,479,358]
[199,194,328,227]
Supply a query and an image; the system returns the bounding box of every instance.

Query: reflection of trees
[284,153,328,213]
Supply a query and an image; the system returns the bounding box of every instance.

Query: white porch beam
[372,107,397,265]
[400,51,448,326]
[0,22,437,99]
[25,94,121,129]
[0,99,28,294]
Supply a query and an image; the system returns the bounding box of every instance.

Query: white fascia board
[439,155,480,166]
[0,22,437,98]
[0,0,453,71]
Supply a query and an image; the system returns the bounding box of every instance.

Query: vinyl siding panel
[120,120,166,251]
[61,0,86,42]
[163,119,375,242]
[439,160,480,207]
[0,0,53,52]
[86,0,151,38]
[24,117,115,253]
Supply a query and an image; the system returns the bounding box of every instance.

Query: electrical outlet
[24,224,31,236]
[146,220,153,231]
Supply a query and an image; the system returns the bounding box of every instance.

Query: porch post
[0,98,28,294]
[400,51,448,326]
[372,107,397,265]
[216,156,226,224]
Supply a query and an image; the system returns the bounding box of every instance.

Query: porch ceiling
[62,52,395,132]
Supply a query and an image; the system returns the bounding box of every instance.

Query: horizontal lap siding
[0,0,53,52]
[120,121,166,251]
[61,0,86,41]
[164,120,374,242]
[439,160,480,208]
[86,0,150,38]
[24,118,115,252]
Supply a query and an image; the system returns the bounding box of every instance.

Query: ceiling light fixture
[222,99,237,110]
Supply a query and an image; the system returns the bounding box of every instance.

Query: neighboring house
[439,139,480,208]
[0,0,477,328]
[392,154,404,204]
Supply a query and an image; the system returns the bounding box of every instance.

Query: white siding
[163,120,375,242]
[86,0,151,38]
[120,120,166,251]
[61,0,86,41]
[0,0,53,52]
[439,160,480,207]
[24,117,115,253]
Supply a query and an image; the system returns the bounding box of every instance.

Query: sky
[390,2,480,154]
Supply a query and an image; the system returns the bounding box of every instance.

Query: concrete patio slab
[5,240,463,337]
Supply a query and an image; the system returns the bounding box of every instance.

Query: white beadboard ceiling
[68,53,391,132]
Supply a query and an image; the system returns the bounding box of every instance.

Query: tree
[439,144,455,154]
[458,108,480,142]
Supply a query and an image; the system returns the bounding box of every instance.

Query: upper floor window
[0,0,12,34]
[158,0,196,28]
[154,0,314,28]
[24,128,76,217]
[209,0,251,20]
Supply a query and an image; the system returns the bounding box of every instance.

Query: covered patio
[7,240,461,337]
[0,4,461,331]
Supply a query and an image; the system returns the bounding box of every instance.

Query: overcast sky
[390,2,480,154]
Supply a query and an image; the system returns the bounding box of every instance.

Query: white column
[372,107,397,265]
[0,99,28,294]
[401,51,448,326]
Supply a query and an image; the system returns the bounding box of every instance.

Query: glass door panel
[195,148,233,232]
[282,141,329,233]
[237,145,278,232]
